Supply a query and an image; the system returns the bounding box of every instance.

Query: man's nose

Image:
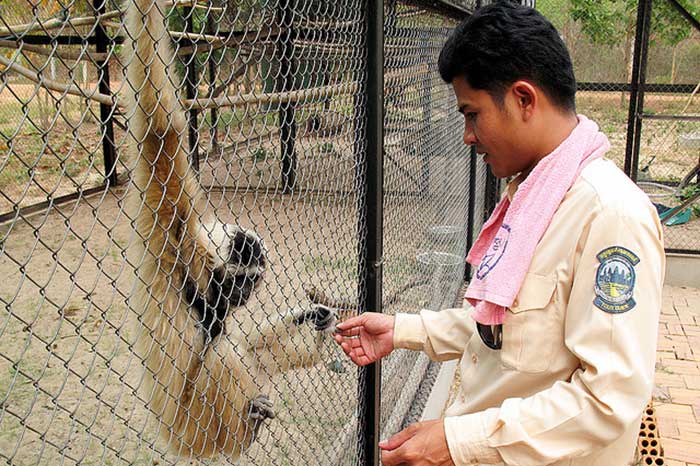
[463,127,477,146]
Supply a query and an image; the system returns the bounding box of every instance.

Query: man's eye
[465,112,477,121]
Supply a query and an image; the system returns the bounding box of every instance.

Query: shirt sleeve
[444,206,665,465]
[393,305,475,361]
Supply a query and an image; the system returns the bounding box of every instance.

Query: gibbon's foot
[293,304,338,332]
[247,395,275,439]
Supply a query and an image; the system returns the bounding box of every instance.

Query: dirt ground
[0,81,698,465]
[2,84,697,252]
[0,186,365,465]
[0,175,463,466]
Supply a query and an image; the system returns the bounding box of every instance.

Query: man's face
[452,75,533,178]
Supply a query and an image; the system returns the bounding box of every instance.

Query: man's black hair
[438,1,576,112]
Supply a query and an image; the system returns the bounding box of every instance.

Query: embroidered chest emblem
[594,246,640,313]
[476,224,511,280]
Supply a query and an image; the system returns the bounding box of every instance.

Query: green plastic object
[658,205,692,226]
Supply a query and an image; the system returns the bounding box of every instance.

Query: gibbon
[123,0,338,460]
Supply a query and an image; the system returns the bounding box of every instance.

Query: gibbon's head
[217,224,267,306]
[185,223,267,343]
[197,222,267,304]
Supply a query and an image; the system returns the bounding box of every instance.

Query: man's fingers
[335,327,361,337]
[380,446,405,466]
[379,423,421,451]
[334,314,366,331]
[338,340,370,364]
[345,345,372,366]
[339,340,353,356]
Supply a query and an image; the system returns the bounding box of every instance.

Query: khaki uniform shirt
[394,158,665,466]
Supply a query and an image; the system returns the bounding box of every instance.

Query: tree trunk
[621,25,635,108]
[35,54,51,130]
[670,44,680,85]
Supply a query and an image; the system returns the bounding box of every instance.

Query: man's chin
[488,165,506,179]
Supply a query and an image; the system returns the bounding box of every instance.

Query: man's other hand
[379,419,455,466]
[333,312,395,366]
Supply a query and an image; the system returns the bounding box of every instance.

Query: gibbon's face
[188,224,267,343]
[220,224,267,306]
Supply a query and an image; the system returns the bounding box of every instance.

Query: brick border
[639,402,665,465]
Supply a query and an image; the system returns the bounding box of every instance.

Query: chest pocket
[501,272,559,373]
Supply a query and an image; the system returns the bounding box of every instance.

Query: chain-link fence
[633,0,700,254]
[6,0,694,463]
[0,0,490,464]
[551,0,700,254]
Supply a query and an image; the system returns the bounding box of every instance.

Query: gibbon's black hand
[333,312,395,366]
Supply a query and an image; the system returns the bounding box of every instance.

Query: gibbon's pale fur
[124,0,337,460]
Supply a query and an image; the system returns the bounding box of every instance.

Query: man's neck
[522,111,579,178]
[538,111,579,156]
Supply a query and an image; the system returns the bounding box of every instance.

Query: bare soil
[0,82,698,466]
[0,186,364,466]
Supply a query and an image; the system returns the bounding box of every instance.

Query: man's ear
[510,81,537,120]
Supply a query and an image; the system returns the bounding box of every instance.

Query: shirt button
[471,354,478,364]
[513,298,519,307]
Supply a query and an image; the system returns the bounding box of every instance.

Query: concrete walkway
[655,285,700,465]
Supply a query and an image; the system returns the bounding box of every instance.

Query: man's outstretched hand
[333,312,395,366]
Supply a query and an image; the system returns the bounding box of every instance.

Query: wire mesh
[550,0,700,253]
[634,0,699,252]
[0,0,364,463]
[0,0,119,215]
[379,1,470,444]
[637,105,699,251]
[0,0,483,464]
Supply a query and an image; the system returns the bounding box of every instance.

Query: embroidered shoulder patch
[594,246,640,314]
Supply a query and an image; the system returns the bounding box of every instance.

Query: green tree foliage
[538,0,700,84]
[567,0,698,48]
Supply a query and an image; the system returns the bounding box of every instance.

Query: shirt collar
[505,173,526,201]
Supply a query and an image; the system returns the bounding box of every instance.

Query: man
[334,2,665,465]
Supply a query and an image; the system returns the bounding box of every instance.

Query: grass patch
[304,255,357,279]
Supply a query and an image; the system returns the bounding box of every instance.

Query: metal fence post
[420,29,431,193]
[276,0,297,194]
[184,6,200,171]
[483,170,500,220]
[206,15,219,155]
[94,0,117,186]
[624,0,653,181]
[358,0,384,465]
[465,146,477,280]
